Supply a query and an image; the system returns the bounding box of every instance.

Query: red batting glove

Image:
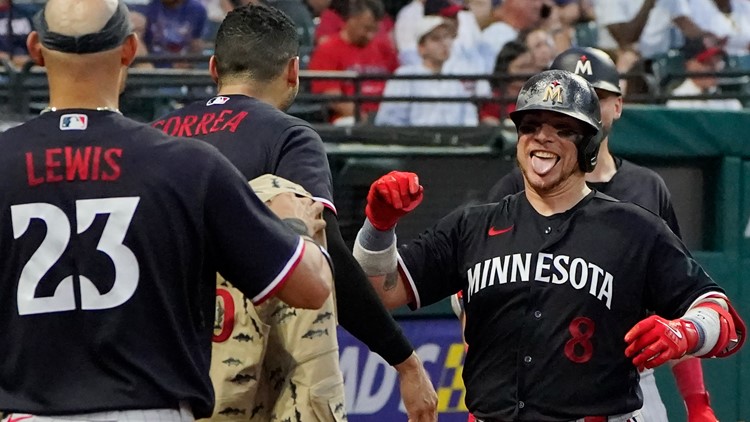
[624,315,699,370]
[685,392,718,422]
[365,171,424,231]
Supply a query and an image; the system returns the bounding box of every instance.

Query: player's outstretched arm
[350,170,436,421]
[266,193,333,309]
[325,210,438,421]
[624,294,746,370]
[353,171,424,309]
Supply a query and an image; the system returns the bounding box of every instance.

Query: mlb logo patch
[60,114,88,130]
[207,96,230,106]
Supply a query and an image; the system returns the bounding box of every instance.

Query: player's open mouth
[530,151,560,176]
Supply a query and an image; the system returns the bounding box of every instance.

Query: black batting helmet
[551,47,621,95]
[510,69,603,172]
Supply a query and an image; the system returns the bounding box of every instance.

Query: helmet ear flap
[577,123,604,172]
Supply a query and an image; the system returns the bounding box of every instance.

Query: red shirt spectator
[315,0,396,48]
[315,6,395,48]
[309,0,398,124]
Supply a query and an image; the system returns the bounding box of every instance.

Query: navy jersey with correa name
[488,158,681,237]
[397,191,721,421]
[0,110,303,417]
[152,95,336,213]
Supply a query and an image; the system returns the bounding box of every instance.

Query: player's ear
[286,56,299,88]
[613,95,624,120]
[26,31,44,66]
[121,34,138,67]
[209,55,220,84]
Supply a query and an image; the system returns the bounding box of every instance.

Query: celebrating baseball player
[0,0,333,421]
[352,69,745,421]
[482,46,719,422]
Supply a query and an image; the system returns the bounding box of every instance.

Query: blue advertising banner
[337,318,470,421]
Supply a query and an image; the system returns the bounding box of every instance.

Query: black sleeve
[397,207,467,309]
[487,167,524,202]
[324,209,414,366]
[644,222,722,319]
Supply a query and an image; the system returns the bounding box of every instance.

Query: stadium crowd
[0,0,749,123]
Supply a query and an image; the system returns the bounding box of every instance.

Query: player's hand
[624,315,699,370]
[395,352,438,422]
[685,392,718,422]
[365,171,424,231]
[267,192,326,237]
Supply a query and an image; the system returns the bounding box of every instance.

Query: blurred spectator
[394,0,424,64]
[520,27,556,69]
[666,37,742,109]
[396,0,486,69]
[0,0,34,68]
[466,0,492,29]
[595,0,708,60]
[144,0,207,67]
[479,39,542,125]
[308,0,399,124]
[480,0,543,72]
[687,0,750,56]
[314,0,394,47]
[375,16,479,126]
[437,0,487,73]
[554,0,594,26]
[595,0,713,96]
[199,0,230,40]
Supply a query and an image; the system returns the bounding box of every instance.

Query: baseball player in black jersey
[151,5,437,422]
[0,1,333,421]
[484,47,718,422]
[351,69,745,422]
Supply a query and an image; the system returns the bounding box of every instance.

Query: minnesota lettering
[26,146,122,186]
[467,253,613,309]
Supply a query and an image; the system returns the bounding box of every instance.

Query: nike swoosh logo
[488,225,514,236]
[656,319,683,340]
[8,415,34,422]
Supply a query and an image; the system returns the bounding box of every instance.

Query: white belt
[2,402,194,422]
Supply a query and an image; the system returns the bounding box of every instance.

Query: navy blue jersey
[397,191,721,421]
[0,110,303,417]
[487,158,681,237]
[152,95,336,213]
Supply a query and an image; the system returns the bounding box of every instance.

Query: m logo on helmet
[543,81,564,105]
[574,55,593,75]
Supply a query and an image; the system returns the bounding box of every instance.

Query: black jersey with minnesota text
[397,191,721,421]
[152,95,335,212]
[0,110,302,417]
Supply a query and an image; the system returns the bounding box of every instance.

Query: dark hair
[492,39,528,90]
[214,4,299,82]
[346,0,385,20]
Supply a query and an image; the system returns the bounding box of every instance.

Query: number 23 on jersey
[10,197,140,316]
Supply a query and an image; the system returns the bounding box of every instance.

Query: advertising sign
[337,318,470,421]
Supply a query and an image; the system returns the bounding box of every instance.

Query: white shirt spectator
[395,0,425,65]
[687,0,750,56]
[666,78,743,109]
[479,21,518,72]
[596,0,691,58]
[446,10,488,73]
[374,63,480,126]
